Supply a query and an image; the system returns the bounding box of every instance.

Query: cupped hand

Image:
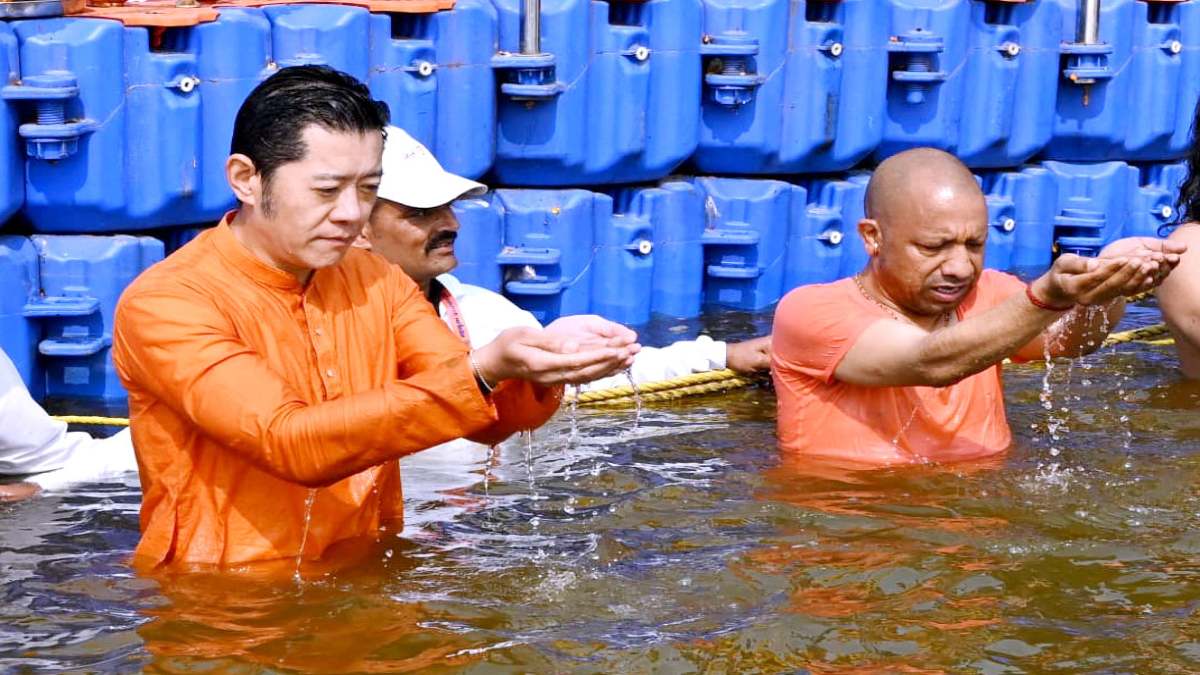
[544,314,639,351]
[473,326,640,386]
[1037,250,1167,307]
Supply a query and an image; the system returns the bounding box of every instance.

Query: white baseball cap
[376,125,487,208]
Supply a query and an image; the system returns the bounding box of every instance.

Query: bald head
[866,148,984,228]
[857,148,990,317]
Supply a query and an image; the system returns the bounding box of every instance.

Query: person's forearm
[912,292,1064,386]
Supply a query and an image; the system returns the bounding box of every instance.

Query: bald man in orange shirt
[112,66,638,571]
[772,149,1184,468]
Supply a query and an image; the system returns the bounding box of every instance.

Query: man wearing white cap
[356,127,770,530]
[359,126,771,387]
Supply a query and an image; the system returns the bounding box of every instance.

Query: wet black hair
[230,65,390,205]
[1166,97,1200,236]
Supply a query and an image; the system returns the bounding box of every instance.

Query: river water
[4,303,1200,673]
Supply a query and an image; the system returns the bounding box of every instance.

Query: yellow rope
[1103,322,1173,346]
[566,369,756,406]
[51,415,130,427]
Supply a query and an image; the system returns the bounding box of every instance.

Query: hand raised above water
[543,314,639,351]
[472,324,640,387]
[1033,237,1187,308]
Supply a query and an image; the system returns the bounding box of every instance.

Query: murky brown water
[4,302,1200,673]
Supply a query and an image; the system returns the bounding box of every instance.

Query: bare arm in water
[1158,224,1200,379]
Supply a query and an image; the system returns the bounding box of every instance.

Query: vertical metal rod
[521,0,541,55]
[1078,0,1101,44]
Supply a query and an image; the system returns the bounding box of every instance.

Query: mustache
[426,230,458,252]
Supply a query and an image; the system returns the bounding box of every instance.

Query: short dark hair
[230,65,390,202]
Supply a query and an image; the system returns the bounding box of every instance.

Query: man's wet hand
[473,326,640,386]
[726,336,772,374]
[1039,238,1186,307]
[544,315,638,351]
[0,482,41,503]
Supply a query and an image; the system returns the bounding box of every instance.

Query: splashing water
[1098,307,1135,457]
[1039,333,1061,459]
[522,430,536,491]
[625,369,642,431]
[294,488,318,585]
[567,385,580,445]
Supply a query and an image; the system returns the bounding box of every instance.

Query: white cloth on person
[0,348,137,491]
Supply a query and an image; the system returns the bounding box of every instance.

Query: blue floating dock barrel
[0,234,162,402]
[693,0,889,175]
[1046,0,1200,163]
[1043,160,1139,256]
[979,165,1059,273]
[876,0,1061,169]
[692,176,800,311]
[490,0,702,186]
[1131,161,1188,238]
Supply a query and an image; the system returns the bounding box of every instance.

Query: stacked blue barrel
[0,0,1195,403]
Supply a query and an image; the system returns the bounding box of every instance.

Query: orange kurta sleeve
[114,277,499,489]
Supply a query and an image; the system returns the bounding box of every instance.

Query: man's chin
[305,245,353,270]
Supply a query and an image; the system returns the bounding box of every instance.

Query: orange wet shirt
[771,270,1027,466]
[112,218,560,570]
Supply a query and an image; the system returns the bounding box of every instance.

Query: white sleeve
[578,336,728,392]
[452,285,543,349]
[0,348,84,475]
[25,428,139,491]
[0,348,138,486]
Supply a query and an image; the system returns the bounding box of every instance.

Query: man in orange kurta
[112,66,638,570]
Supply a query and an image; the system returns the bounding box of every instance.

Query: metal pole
[1078,0,1101,44]
[521,0,541,55]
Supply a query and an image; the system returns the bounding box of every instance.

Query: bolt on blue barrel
[28,235,163,402]
[608,181,707,321]
[955,0,1062,168]
[490,0,702,186]
[594,194,655,326]
[8,13,264,233]
[976,176,1018,272]
[1047,0,1200,162]
[1043,161,1139,257]
[1131,161,1187,238]
[491,189,606,324]
[692,177,801,311]
[979,166,1058,273]
[0,236,42,399]
[876,0,1061,168]
[692,0,889,175]
[787,176,868,289]
[368,0,498,180]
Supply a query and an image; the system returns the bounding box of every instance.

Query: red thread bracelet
[1025,283,1074,312]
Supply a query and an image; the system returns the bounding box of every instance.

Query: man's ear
[226,153,262,207]
[352,233,372,250]
[858,218,883,256]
